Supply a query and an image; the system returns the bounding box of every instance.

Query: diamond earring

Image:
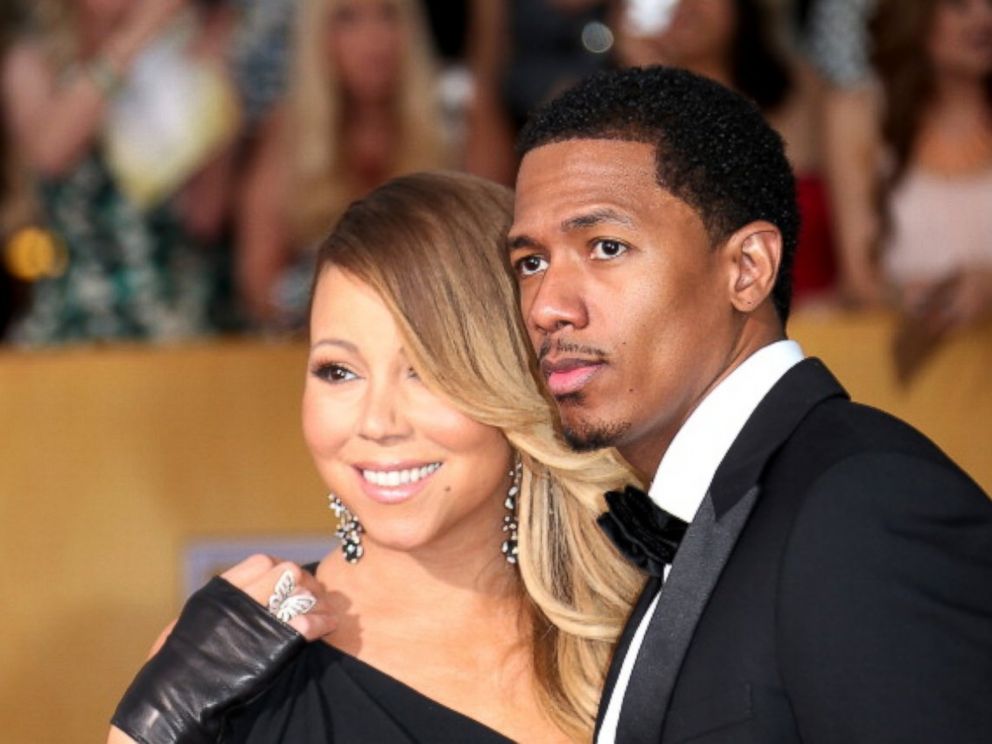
[501,457,522,565]
[328,494,364,563]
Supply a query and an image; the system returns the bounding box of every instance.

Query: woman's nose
[357,379,413,444]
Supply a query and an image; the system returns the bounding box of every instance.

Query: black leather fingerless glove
[111,576,306,744]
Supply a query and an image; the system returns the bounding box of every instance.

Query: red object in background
[792,173,837,298]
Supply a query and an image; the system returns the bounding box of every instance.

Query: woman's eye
[515,254,548,278]
[590,239,628,260]
[406,366,421,381]
[312,363,357,383]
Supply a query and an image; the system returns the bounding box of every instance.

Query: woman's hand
[108,0,190,63]
[108,554,336,744]
[838,268,889,310]
[1,0,188,176]
[902,269,992,331]
[220,553,337,640]
[941,269,992,327]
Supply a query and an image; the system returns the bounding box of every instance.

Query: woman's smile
[352,461,442,504]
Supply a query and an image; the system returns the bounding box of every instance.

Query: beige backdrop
[1,313,989,743]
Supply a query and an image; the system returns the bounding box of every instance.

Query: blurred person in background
[0,0,243,345]
[802,0,880,306]
[227,0,299,128]
[237,0,447,328]
[805,0,875,90]
[614,0,837,306]
[810,0,992,378]
[810,0,992,335]
[108,171,643,743]
[869,0,992,330]
[463,0,611,186]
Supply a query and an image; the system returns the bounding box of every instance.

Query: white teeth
[361,463,441,488]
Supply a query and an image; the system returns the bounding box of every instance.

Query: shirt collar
[647,340,805,522]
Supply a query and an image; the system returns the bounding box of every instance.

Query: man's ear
[722,220,782,313]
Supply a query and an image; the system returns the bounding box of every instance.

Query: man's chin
[561,415,631,452]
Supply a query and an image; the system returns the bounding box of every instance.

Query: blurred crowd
[1,0,990,348]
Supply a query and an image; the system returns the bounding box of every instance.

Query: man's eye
[311,363,357,383]
[590,239,628,260]
[515,254,548,277]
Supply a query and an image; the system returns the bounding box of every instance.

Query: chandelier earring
[501,456,522,565]
[328,494,364,564]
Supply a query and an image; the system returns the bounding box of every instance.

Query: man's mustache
[538,338,610,363]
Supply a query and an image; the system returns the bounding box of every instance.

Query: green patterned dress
[10,149,221,345]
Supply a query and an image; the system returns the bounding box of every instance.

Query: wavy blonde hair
[311,170,645,740]
[289,0,446,244]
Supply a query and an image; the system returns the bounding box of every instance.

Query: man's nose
[524,260,589,337]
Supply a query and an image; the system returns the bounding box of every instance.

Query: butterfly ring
[266,569,317,623]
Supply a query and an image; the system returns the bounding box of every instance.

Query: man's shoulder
[799,394,944,456]
[772,393,988,516]
[797,394,957,469]
[710,356,986,515]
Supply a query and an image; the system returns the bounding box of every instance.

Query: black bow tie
[597,485,689,577]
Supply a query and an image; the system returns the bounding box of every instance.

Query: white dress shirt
[597,340,805,743]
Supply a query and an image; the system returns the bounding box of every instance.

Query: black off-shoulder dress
[222,640,517,743]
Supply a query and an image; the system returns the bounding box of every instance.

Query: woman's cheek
[302,388,348,459]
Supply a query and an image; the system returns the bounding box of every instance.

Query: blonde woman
[237,0,446,325]
[109,171,644,743]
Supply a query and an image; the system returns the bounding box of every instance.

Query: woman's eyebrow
[309,338,360,353]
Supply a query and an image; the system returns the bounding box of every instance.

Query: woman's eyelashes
[310,361,420,383]
[311,361,358,383]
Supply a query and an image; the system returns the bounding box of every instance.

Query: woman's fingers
[241,560,305,605]
[220,553,278,587]
[287,602,337,641]
[222,557,336,641]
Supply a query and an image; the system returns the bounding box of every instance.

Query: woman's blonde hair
[289,0,446,244]
[311,170,644,740]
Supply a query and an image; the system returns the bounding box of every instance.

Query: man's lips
[541,358,605,397]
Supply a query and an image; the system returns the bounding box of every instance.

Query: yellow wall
[0,342,325,743]
[0,315,989,743]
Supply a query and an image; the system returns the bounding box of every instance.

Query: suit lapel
[594,574,662,738]
[611,358,848,742]
[615,487,759,743]
[709,357,847,518]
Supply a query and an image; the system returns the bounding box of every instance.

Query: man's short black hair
[518,65,799,324]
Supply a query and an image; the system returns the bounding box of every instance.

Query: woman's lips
[353,462,441,505]
[545,362,604,397]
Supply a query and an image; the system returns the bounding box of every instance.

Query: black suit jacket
[598,358,992,744]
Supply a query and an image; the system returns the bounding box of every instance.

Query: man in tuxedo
[508,66,992,743]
